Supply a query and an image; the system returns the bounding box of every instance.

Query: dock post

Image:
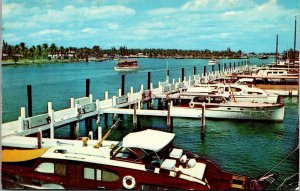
[201,102,206,140]
[37,128,42,149]
[85,94,93,135]
[234,62,236,69]
[88,131,93,140]
[118,89,122,97]
[224,63,227,71]
[105,91,108,100]
[204,66,206,76]
[167,69,170,82]
[70,98,75,108]
[48,102,55,139]
[133,102,137,128]
[86,79,90,97]
[167,102,171,132]
[194,66,196,75]
[27,85,33,117]
[121,74,125,96]
[229,63,232,70]
[181,68,185,82]
[148,72,151,90]
[212,65,214,72]
[98,126,102,140]
[18,107,26,132]
[218,64,221,71]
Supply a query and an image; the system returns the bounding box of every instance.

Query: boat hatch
[230,175,246,189]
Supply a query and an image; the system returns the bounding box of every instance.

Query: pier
[1,61,297,147]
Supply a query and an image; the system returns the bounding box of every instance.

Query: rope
[276,173,299,190]
[262,146,299,177]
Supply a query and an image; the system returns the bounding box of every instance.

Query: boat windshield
[111,141,172,165]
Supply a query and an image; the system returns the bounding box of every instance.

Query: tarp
[122,129,175,152]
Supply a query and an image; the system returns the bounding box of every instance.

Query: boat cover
[122,129,175,152]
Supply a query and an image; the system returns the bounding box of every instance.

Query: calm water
[2,58,298,189]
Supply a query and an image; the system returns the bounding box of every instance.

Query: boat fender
[187,159,196,168]
[123,175,136,189]
[189,102,195,108]
[180,155,187,163]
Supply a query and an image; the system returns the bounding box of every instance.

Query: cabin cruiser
[114,59,139,71]
[2,129,278,190]
[208,59,218,65]
[187,79,280,103]
[175,93,284,121]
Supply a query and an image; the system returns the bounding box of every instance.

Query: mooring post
[86,79,90,97]
[234,62,236,69]
[166,68,170,82]
[194,66,196,75]
[182,68,185,82]
[98,126,102,140]
[204,66,206,76]
[18,107,26,132]
[88,131,93,140]
[133,102,137,128]
[218,63,221,71]
[104,91,108,100]
[70,98,75,108]
[147,72,151,90]
[212,65,214,72]
[121,74,125,96]
[27,85,33,117]
[201,102,206,140]
[37,128,42,149]
[224,63,227,71]
[167,102,171,132]
[48,102,55,139]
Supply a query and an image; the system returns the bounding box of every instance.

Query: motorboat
[114,59,139,71]
[2,129,278,190]
[208,59,218,65]
[175,93,285,121]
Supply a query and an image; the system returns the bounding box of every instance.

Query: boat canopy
[122,129,175,152]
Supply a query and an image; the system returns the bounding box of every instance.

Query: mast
[293,16,297,64]
[276,34,278,65]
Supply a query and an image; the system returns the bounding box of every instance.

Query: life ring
[200,78,204,84]
[189,102,195,108]
[123,175,136,189]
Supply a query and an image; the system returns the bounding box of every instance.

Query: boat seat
[161,159,176,171]
[169,148,183,159]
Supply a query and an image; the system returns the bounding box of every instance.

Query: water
[2,58,298,189]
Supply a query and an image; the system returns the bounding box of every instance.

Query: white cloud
[4,22,40,30]
[32,29,64,36]
[2,2,23,17]
[107,23,120,30]
[29,5,135,24]
[181,0,255,11]
[147,8,177,16]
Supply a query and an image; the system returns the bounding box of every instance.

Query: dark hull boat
[2,129,277,190]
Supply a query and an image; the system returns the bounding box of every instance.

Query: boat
[175,93,285,121]
[2,129,278,190]
[259,55,268,59]
[208,59,218,65]
[186,83,280,104]
[114,59,139,71]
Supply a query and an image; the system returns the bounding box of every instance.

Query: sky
[2,0,300,53]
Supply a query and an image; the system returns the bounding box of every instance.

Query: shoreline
[1,57,249,67]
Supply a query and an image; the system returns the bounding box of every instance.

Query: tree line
[3,40,282,63]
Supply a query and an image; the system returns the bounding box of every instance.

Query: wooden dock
[1,62,298,148]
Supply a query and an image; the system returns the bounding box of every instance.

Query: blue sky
[2,0,300,52]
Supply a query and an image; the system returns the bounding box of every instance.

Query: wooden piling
[212,65,214,72]
[27,85,33,117]
[181,68,184,82]
[121,75,125,96]
[229,63,232,70]
[218,63,221,71]
[133,103,137,128]
[86,79,90,97]
[204,66,206,76]
[148,72,151,90]
[224,63,227,70]
[37,128,42,149]
[194,66,196,75]
[234,62,236,69]
[167,102,171,132]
